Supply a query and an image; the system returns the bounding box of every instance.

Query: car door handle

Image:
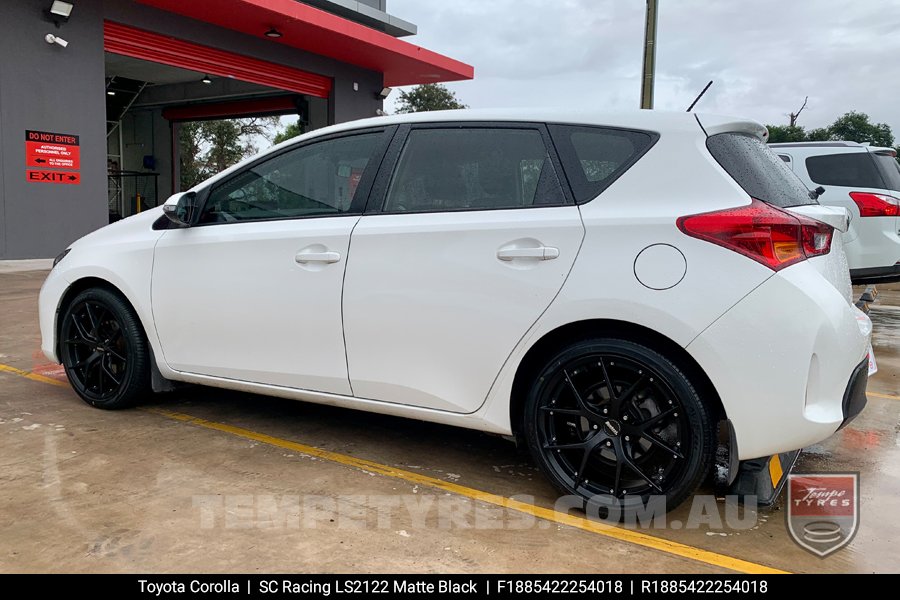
[295,251,341,264]
[496,246,560,261]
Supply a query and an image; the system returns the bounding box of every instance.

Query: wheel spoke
[106,344,126,362]
[84,354,102,389]
[641,430,684,459]
[619,442,663,493]
[71,315,94,342]
[598,357,617,402]
[612,449,624,497]
[619,373,647,403]
[84,303,99,338]
[639,407,675,430]
[574,436,603,488]
[101,356,121,386]
[63,338,91,347]
[539,405,581,416]
[544,440,588,451]
[563,369,592,415]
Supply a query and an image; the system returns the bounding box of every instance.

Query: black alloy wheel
[60,288,150,408]
[524,338,714,516]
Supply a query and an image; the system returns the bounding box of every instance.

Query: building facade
[0,0,472,258]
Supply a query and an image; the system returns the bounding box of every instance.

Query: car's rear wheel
[60,288,150,409]
[523,338,714,517]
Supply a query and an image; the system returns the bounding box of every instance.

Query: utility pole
[640,0,659,109]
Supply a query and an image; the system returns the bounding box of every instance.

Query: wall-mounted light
[47,1,74,26]
[107,90,116,96]
[376,87,392,99]
[264,28,282,38]
[201,75,213,84]
[45,33,69,48]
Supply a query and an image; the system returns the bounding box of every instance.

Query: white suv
[40,110,872,514]
[770,141,900,283]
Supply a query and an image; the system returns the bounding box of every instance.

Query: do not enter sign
[24,130,81,184]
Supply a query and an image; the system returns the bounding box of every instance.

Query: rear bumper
[686,261,871,460]
[850,262,900,284]
[839,357,868,429]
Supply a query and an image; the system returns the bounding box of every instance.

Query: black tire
[522,338,715,518]
[59,287,150,409]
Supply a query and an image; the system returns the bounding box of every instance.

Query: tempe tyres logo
[786,472,859,557]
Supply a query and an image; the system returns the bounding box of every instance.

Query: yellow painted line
[147,407,788,575]
[868,391,900,401]
[0,361,787,574]
[0,363,69,387]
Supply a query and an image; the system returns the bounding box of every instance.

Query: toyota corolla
[39,109,872,514]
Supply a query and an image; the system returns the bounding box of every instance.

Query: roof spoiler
[694,114,767,140]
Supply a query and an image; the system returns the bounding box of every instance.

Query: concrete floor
[1,268,898,573]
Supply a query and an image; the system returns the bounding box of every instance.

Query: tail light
[677,198,834,271]
[849,192,900,217]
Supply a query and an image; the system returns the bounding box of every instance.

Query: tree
[273,118,305,144]
[766,111,895,148]
[179,117,279,189]
[766,125,807,143]
[788,96,808,127]
[827,111,893,147]
[178,122,206,190]
[394,83,467,113]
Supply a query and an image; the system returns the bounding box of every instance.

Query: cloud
[389,0,900,133]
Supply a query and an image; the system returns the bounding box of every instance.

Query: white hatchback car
[770,141,900,283]
[40,109,872,513]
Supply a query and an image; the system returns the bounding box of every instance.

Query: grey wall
[0,0,108,259]
[0,0,385,258]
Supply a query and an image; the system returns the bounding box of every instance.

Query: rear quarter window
[707,133,814,208]
[548,125,657,203]
[871,153,900,192]
[805,153,887,189]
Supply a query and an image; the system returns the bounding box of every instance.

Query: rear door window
[707,132,814,207]
[382,127,567,213]
[549,125,657,203]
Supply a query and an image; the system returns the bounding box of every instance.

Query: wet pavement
[0,269,898,573]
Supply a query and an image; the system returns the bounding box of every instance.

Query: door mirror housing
[162,191,200,227]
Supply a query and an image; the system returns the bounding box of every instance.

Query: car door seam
[474,205,588,415]
[341,215,362,396]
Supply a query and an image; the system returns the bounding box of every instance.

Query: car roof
[191,109,765,192]
[769,141,895,156]
[281,108,764,146]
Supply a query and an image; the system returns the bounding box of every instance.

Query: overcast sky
[388,0,900,132]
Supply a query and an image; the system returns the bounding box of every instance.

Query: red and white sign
[786,472,859,557]
[26,170,81,185]
[25,130,81,170]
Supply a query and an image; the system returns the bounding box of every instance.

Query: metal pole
[640,0,659,109]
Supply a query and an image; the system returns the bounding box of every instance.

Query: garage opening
[104,23,332,222]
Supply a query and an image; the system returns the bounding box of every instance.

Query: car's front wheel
[60,287,150,409]
[523,338,715,517]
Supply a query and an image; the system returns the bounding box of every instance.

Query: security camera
[45,33,69,48]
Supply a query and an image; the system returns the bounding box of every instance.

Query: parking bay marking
[867,391,900,401]
[0,363,70,387]
[0,361,789,574]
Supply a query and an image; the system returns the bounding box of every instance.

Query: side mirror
[162,192,200,227]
